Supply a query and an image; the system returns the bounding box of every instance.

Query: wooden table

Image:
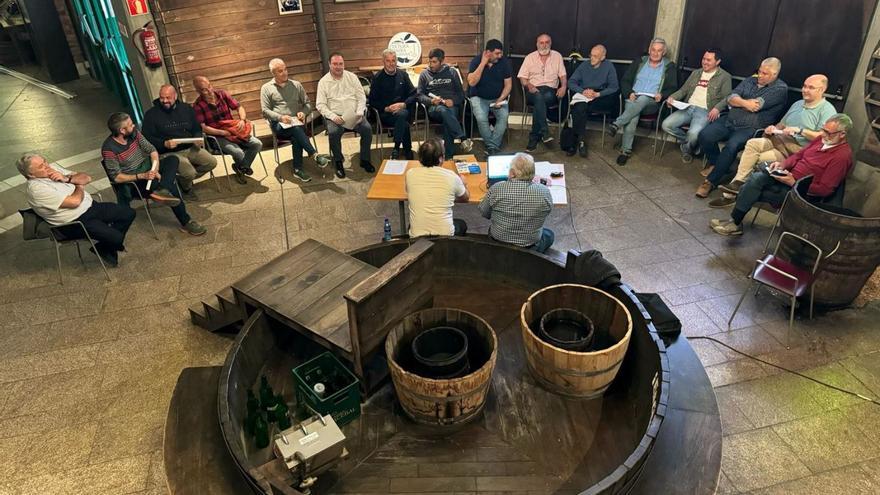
[366,156,488,235]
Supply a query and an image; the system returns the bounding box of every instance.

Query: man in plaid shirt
[192,76,263,178]
[478,153,554,253]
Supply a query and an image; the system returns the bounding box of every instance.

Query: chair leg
[787,294,796,349]
[142,201,160,240]
[54,240,64,285]
[218,153,233,189]
[728,282,752,329]
[749,208,761,227]
[258,152,269,180]
[809,286,815,320]
[600,115,606,149]
[85,238,111,282]
[659,135,667,158]
[209,171,220,192]
[75,241,84,265]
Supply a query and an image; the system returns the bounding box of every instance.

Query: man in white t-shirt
[405,139,469,237]
[18,153,135,267]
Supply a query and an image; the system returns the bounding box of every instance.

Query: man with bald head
[696,57,788,198]
[142,84,217,196]
[566,44,619,157]
[710,74,836,207]
[192,75,263,180]
[517,33,567,152]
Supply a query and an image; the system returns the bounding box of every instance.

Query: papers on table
[670,99,690,110]
[571,93,594,105]
[278,117,304,129]
[382,160,409,175]
[635,92,656,98]
[455,162,481,174]
[534,161,568,204]
[549,186,568,204]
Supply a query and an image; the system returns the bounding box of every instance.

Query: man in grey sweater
[661,49,732,162]
[417,48,472,160]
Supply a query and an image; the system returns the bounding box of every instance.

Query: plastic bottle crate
[292,352,361,427]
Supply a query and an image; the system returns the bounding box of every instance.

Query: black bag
[560,125,577,154]
[635,293,681,337]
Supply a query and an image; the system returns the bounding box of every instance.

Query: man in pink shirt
[711,114,853,236]
[517,33,567,152]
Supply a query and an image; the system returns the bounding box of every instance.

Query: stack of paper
[382,160,409,175]
[571,93,594,105]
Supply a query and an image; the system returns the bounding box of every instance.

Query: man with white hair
[19,152,135,267]
[478,152,554,253]
[261,57,331,183]
[607,38,678,165]
[368,49,416,160]
[711,114,853,236]
[567,43,620,157]
[696,57,788,197]
[518,33,567,152]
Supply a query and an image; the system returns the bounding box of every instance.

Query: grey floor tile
[750,463,879,495]
[721,427,811,492]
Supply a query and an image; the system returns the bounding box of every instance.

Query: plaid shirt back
[478,179,552,247]
[193,90,239,128]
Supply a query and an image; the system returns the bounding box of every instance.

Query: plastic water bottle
[383,218,392,241]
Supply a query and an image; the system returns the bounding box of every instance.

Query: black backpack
[560,124,577,154]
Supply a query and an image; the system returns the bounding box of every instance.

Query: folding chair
[100,161,160,240]
[520,85,564,141]
[562,90,614,148]
[19,208,111,284]
[205,125,268,188]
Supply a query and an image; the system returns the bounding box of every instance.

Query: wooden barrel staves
[385,308,497,425]
[520,284,633,398]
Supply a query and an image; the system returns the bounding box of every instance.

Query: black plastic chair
[19,208,111,284]
[205,124,268,188]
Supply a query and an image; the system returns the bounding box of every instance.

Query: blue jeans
[327,118,373,165]
[216,135,263,169]
[530,228,555,253]
[526,86,558,140]
[661,106,709,151]
[469,96,509,153]
[270,122,316,169]
[730,170,791,225]
[699,115,757,185]
[428,104,464,159]
[613,95,659,153]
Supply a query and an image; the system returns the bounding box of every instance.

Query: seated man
[316,52,374,178]
[405,138,469,237]
[261,58,330,183]
[19,153,135,267]
[417,48,472,160]
[696,57,788,197]
[368,49,416,160]
[608,38,678,165]
[192,75,264,181]
[567,44,619,157]
[478,152,554,253]
[711,114,853,236]
[142,84,217,196]
[101,112,207,236]
[518,33,567,152]
[712,74,836,206]
[661,48,732,162]
[467,38,513,157]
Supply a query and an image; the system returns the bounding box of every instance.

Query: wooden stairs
[189,286,244,332]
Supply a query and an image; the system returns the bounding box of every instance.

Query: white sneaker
[459,138,473,153]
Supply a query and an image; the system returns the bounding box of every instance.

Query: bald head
[192,76,214,100]
[590,44,607,67]
[802,74,828,104]
[158,84,177,110]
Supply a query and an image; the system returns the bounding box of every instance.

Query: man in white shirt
[18,153,135,267]
[316,52,374,178]
[405,139,469,236]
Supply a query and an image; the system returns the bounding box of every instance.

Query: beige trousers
[732,135,801,183]
[164,146,217,191]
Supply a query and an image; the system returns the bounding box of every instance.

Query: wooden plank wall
[150,0,322,118]
[322,0,483,74]
[149,0,484,118]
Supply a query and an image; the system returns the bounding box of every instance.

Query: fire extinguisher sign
[127,0,149,16]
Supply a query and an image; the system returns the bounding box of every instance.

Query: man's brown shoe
[695,180,712,198]
[719,180,745,195]
[708,195,736,208]
[149,188,181,207]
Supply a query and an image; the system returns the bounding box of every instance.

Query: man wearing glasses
[710,114,853,236]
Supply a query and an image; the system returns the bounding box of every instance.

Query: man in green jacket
[607,38,678,165]
[661,49,732,163]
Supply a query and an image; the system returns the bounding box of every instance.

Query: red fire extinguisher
[133,21,162,69]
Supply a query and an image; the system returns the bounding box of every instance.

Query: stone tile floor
[0,81,878,493]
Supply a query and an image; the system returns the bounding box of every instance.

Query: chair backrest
[19,208,51,241]
[773,231,824,274]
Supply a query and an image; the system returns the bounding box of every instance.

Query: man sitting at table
[405,138,469,237]
[478,152,554,253]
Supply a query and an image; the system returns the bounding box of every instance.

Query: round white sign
[388,32,422,68]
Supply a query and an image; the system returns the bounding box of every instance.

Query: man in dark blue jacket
[417,48,472,159]
[369,49,417,159]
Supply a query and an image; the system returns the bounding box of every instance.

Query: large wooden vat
[385,307,497,425]
[521,284,633,398]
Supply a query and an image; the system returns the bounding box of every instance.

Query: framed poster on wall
[278,0,303,14]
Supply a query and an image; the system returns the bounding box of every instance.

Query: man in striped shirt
[101,112,207,236]
[478,153,554,253]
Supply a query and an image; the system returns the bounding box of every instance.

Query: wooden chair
[19,207,111,284]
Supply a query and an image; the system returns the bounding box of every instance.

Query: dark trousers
[428,104,464,159]
[379,107,413,150]
[271,122,316,169]
[326,119,373,165]
[730,170,791,225]
[699,116,757,185]
[526,86,559,140]
[117,155,191,226]
[57,202,135,254]
[570,93,618,140]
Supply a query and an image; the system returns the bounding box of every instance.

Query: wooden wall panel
[151,0,321,118]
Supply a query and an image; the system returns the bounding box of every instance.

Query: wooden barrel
[520,284,632,398]
[778,179,880,307]
[385,308,497,425]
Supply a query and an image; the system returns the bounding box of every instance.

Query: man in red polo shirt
[192,76,263,179]
[711,113,853,236]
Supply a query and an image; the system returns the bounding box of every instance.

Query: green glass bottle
[259,375,274,410]
[254,412,270,449]
[275,393,292,430]
[244,390,259,436]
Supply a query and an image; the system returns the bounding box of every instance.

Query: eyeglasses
[821,128,843,136]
